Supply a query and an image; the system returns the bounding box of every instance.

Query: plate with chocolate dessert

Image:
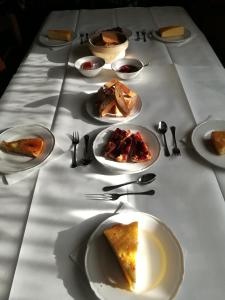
[93,124,160,173]
[86,79,142,124]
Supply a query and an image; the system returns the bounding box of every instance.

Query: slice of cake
[102,31,120,45]
[130,132,151,162]
[97,79,136,118]
[47,29,72,42]
[211,131,225,155]
[0,138,44,158]
[159,26,184,38]
[104,221,138,290]
[103,128,131,161]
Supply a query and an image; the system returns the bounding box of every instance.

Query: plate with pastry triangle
[150,26,191,43]
[93,124,160,174]
[191,119,225,168]
[85,211,184,300]
[86,79,142,124]
[0,124,55,174]
[39,30,76,47]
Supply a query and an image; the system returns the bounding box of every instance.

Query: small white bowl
[111,58,144,80]
[75,56,105,77]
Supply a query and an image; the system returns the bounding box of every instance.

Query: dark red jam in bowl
[118,64,140,73]
[81,61,96,70]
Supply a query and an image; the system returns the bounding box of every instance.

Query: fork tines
[85,194,112,200]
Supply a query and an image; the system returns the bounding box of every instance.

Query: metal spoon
[158,121,170,157]
[102,173,156,192]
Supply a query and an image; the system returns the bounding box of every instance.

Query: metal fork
[141,30,146,42]
[170,126,181,156]
[85,189,155,200]
[80,33,84,44]
[71,131,79,168]
[85,33,89,43]
[135,31,140,41]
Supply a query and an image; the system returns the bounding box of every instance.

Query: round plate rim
[39,31,76,47]
[93,124,160,174]
[191,119,225,168]
[0,124,55,174]
[85,211,184,300]
[86,94,142,124]
[150,28,191,43]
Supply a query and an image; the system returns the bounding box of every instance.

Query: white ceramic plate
[0,124,55,174]
[85,211,184,300]
[93,124,160,174]
[191,119,225,168]
[86,93,142,124]
[39,31,76,47]
[151,28,191,43]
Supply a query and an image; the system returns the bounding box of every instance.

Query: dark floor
[1,1,225,97]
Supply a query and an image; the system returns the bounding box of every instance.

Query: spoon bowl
[102,173,156,191]
[158,121,170,156]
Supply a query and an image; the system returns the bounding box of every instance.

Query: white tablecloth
[1,6,225,300]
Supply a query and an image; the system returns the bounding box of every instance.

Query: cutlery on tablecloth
[85,33,89,43]
[102,173,156,192]
[71,131,79,168]
[170,126,181,156]
[141,30,147,42]
[158,121,170,157]
[81,134,92,165]
[85,189,155,201]
[80,33,84,44]
[135,31,140,41]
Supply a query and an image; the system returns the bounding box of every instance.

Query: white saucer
[0,124,55,174]
[39,32,76,47]
[86,93,142,124]
[93,124,160,174]
[191,119,225,168]
[85,211,184,300]
[151,28,191,43]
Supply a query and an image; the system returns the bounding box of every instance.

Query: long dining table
[1,6,225,300]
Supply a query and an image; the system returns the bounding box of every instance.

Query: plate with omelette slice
[39,29,76,47]
[86,79,142,124]
[0,124,55,174]
[85,211,184,300]
[191,119,225,168]
[151,26,191,43]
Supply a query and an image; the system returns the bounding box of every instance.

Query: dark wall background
[1,0,225,96]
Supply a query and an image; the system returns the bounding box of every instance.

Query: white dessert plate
[93,124,160,174]
[85,211,184,300]
[86,93,142,124]
[0,124,55,174]
[191,119,225,168]
[39,31,76,47]
[150,27,191,43]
